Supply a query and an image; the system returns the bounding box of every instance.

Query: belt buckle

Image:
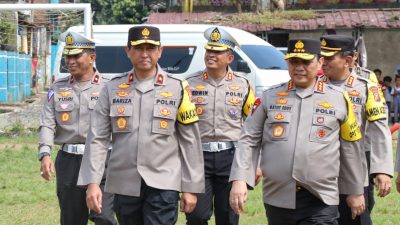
[210,142,219,152]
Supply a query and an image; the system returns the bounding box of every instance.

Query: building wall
[289,29,400,79]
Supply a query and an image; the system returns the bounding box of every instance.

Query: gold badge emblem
[317,128,326,138]
[277,92,289,97]
[91,92,100,96]
[118,83,130,89]
[349,90,360,97]
[370,87,381,101]
[160,92,173,98]
[276,98,288,105]
[160,120,168,129]
[210,28,221,42]
[273,125,284,137]
[321,39,327,47]
[160,108,171,116]
[117,106,125,114]
[229,98,241,105]
[61,112,70,122]
[274,113,284,120]
[229,85,240,91]
[117,117,127,129]
[196,97,204,103]
[294,40,305,53]
[319,102,334,108]
[60,91,71,97]
[195,85,206,90]
[117,91,130,97]
[142,28,150,39]
[196,106,203,115]
[65,33,74,45]
[203,72,209,80]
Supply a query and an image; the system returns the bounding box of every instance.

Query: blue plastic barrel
[0,51,7,102]
[7,51,18,103]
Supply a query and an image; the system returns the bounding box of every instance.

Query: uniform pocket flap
[312,115,338,130]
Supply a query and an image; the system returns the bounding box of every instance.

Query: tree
[84,0,149,24]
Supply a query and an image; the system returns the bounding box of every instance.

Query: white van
[53,24,289,96]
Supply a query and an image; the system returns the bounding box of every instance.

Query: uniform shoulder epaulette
[110,72,129,81]
[100,74,111,81]
[233,71,247,78]
[167,73,185,81]
[356,75,370,84]
[267,82,286,90]
[185,71,203,80]
[53,75,69,84]
[326,83,345,93]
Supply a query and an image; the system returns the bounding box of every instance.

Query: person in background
[391,75,400,123]
[185,27,257,225]
[383,76,393,122]
[373,69,384,87]
[320,34,393,225]
[38,31,116,225]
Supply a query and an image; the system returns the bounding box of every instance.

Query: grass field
[0,134,399,225]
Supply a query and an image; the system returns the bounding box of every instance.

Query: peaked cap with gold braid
[128,26,161,47]
[204,27,239,51]
[285,38,321,60]
[59,31,96,56]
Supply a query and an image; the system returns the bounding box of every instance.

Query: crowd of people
[37,25,400,225]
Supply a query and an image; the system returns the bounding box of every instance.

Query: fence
[0,51,32,103]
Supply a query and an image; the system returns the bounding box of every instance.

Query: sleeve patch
[340,91,362,141]
[47,89,54,102]
[365,83,386,121]
[243,86,256,116]
[177,80,199,124]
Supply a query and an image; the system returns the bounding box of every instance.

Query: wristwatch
[38,152,50,161]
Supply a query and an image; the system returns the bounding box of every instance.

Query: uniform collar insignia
[315,80,324,93]
[128,73,134,83]
[92,74,100,84]
[287,80,295,91]
[346,75,354,87]
[226,71,233,81]
[203,72,208,80]
[155,74,166,85]
[69,76,74,84]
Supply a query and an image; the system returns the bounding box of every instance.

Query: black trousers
[113,182,179,225]
[265,188,339,225]
[186,148,239,225]
[55,150,117,225]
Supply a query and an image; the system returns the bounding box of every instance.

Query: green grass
[0,134,399,225]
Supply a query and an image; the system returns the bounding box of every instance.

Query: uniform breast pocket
[110,104,133,133]
[152,105,177,135]
[88,100,97,110]
[264,112,291,141]
[55,102,75,125]
[309,115,339,143]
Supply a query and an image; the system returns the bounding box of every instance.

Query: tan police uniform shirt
[77,66,205,196]
[38,70,107,155]
[229,80,364,209]
[323,73,393,185]
[186,68,255,142]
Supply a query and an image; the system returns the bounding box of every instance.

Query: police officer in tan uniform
[320,35,393,225]
[38,32,116,225]
[229,38,365,225]
[77,26,205,225]
[185,27,256,225]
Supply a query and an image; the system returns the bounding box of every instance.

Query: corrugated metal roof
[146,9,400,32]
